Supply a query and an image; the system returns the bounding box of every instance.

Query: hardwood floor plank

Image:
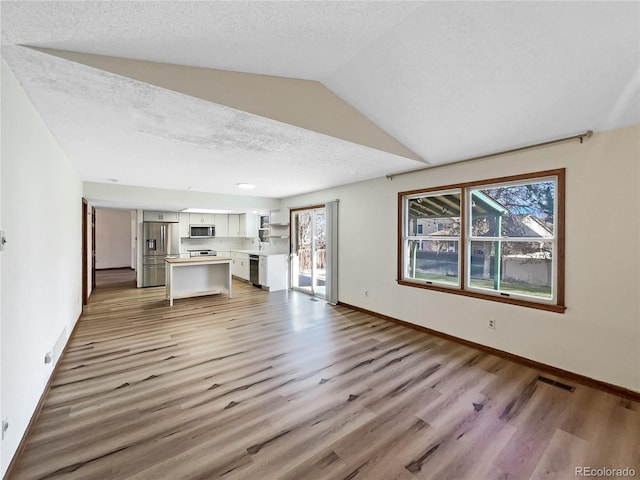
[7,275,639,480]
[529,429,590,480]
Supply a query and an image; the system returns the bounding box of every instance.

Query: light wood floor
[9,279,639,479]
[94,268,136,288]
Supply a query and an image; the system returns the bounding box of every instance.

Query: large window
[399,169,565,312]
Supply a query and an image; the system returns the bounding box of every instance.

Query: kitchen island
[165,256,232,306]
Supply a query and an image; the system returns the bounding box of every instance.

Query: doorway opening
[94,208,136,288]
[291,206,326,298]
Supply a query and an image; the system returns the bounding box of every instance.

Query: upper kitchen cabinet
[269,210,289,226]
[143,211,179,223]
[228,214,258,238]
[179,212,190,238]
[214,214,229,237]
[241,213,258,238]
[189,213,215,225]
[228,214,240,237]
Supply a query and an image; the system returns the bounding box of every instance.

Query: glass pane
[314,209,326,298]
[468,240,553,299]
[407,192,461,237]
[469,180,555,238]
[293,211,313,294]
[406,239,459,285]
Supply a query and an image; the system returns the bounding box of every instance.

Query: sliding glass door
[291,207,326,298]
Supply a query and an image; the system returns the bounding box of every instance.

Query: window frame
[402,187,462,289]
[397,169,566,313]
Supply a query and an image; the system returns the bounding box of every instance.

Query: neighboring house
[512,214,553,239]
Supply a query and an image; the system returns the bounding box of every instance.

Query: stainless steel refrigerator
[143,222,179,287]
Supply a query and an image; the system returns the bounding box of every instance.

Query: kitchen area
[139,209,290,303]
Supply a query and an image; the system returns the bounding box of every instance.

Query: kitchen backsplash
[179,236,288,254]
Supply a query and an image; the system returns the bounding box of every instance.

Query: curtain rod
[386,130,593,180]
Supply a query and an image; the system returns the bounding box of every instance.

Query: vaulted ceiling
[2,1,638,199]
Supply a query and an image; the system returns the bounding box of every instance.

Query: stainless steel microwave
[189,225,215,238]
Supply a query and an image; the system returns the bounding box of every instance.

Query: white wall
[0,61,83,475]
[95,208,132,269]
[281,126,640,393]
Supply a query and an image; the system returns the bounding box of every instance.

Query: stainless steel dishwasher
[249,255,260,287]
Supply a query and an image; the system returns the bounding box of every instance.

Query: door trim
[290,206,326,298]
[82,198,88,306]
[91,206,96,291]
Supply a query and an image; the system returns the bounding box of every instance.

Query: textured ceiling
[1,1,421,80]
[2,46,421,198]
[324,1,640,163]
[1,1,639,200]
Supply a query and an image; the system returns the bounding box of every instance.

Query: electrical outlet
[488,319,496,329]
[364,290,369,297]
[2,418,8,440]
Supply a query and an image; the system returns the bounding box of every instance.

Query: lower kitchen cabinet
[258,257,267,285]
[231,252,250,281]
[259,254,288,291]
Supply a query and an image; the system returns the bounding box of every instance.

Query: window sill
[397,279,566,313]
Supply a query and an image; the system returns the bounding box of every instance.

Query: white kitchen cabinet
[228,214,258,238]
[189,213,215,225]
[178,213,190,238]
[231,251,250,281]
[239,213,258,238]
[230,252,240,277]
[259,256,267,285]
[240,256,250,281]
[270,209,289,226]
[143,211,179,222]
[228,215,240,237]
[214,214,229,237]
[259,254,288,291]
[230,252,239,276]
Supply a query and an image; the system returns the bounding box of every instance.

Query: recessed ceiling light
[236,183,255,190]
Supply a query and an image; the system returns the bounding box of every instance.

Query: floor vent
[537,375,575,392]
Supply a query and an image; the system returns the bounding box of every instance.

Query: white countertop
[166,256,231,264]
[231,250,288,257]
